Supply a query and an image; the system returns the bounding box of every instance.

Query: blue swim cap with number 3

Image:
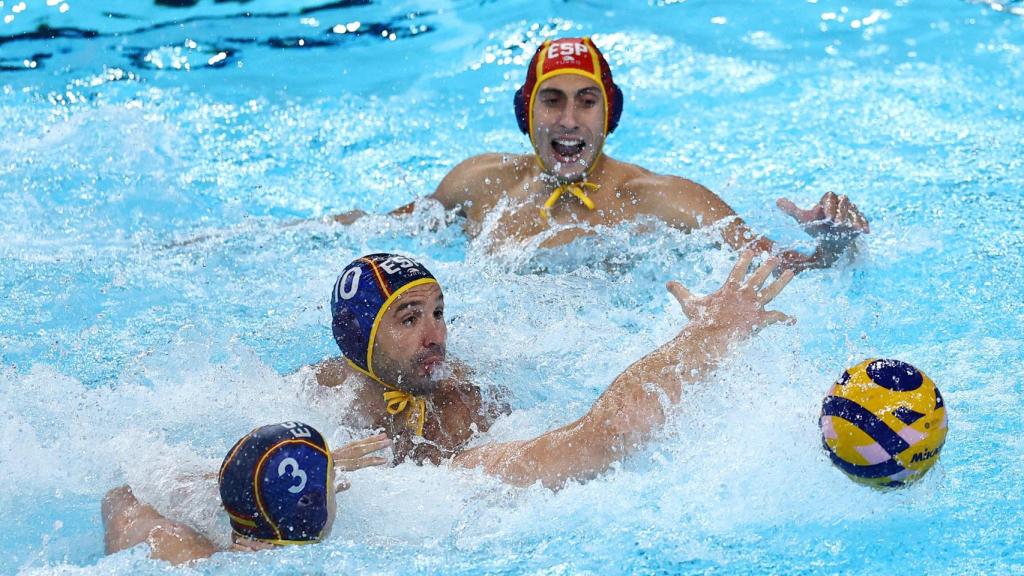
[218,422,332,544]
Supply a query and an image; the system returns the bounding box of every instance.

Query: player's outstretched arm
[454,251,795,488]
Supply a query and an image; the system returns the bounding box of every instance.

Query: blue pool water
[2,0,1023,574]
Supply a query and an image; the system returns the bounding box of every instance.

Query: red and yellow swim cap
[514,37,623,137]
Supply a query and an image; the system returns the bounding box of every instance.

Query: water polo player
[102,423,390,565]
[331,37,868,271]
[316,250,796,488]
[315,253,506,464]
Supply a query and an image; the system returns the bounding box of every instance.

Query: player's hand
[667,250,795,339]
[332,433,391,474]
[778,191,869,239]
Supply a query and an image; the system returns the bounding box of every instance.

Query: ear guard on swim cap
[514,37,623,135]
[330,254,438,379]
[219,422,332,545]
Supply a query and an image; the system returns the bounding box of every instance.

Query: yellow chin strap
[532,143,604,222]
[346,358,427,437]
[382,389,427,436]
[540,180,599,221]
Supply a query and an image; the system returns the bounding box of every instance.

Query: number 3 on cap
[278,457,307,494]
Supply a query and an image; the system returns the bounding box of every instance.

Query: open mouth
[550,138,586,161]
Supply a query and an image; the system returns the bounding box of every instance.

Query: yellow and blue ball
[820,359,948,488]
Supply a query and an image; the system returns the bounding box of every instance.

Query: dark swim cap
[330,254,437,380]
[218,422,332,544]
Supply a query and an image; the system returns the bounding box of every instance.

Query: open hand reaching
[666,250,795,340]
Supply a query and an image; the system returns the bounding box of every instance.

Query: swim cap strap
[383,391,427,436]
[540,181,599,221]
[346,357,429,437]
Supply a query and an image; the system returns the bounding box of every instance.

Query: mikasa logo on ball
[910,446,942,464]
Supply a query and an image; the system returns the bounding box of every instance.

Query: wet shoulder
[437,153,537,220]
[596,159,729,229]
[309,358,384,426]
[620,168,704,201]
[434,361,491,424]
[439,153,531,194]
[436,359,482,404]
[448,153,534,186]
[311,357,353,388]
[622,169,726,223]
[597,158,652,194]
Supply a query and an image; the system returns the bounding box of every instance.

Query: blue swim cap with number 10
[330,254,437,381]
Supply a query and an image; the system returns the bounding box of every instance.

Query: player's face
[531,74,606,180]
[372,283,447,395]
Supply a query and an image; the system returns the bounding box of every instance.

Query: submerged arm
[719,192,871,274]
[331,154,507,224]
[452,322,737,488]
[453,251,794,489]
[102,485,219,565]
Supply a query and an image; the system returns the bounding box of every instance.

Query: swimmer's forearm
[389,201,417,216]
[778,248,819,273]
[585,323,737,441]
[720,216,845,274]
[453,325,737,489]
[102,486,218,564]
[721,219,809,272]
[550,325,737,481]
[329,197,452,224]
[328,200,423,222]
[779,238,858,273]
[330,209,368,224]
[726,225,830,275]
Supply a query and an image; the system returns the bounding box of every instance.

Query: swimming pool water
[2,0,1023,574]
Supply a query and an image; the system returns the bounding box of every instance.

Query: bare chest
[379,389,489,464]
[466,182,639,248]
